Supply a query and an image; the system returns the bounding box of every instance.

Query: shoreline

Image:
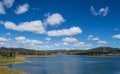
[0,56,28,74]
[1,55,52,74]
[21,55,52,58]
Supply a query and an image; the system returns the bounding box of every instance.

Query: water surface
[7,55,120,74]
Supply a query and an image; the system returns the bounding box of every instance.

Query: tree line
[0,47,120,58]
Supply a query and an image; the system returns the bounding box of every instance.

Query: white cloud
[87,35,107,44]
[2,0,14,8]
[0,37,8,42]
[4,21,16,30]
[15,36,43,45]
[88,35,93,38]
[45,37,51,41]
[62,37,86,46]
[62,42,69,46]
[45,13,65,26]
[85,44,92,47]
[0,2,5,14]
[30,45,54,50]
[14,4,29,14]
[88,35,99,41]
[87,35,94,40]
[15,36,26,42]
[90,6,109,17]
[25,39,43,45]
[112,34,120,39]
[98,40,107,44]
[62,37,78,43]
[47,26,82,36]
[99,7,109,16]
[91,37,99,41]
[73,42,85,46]
[54,43,60,46]
[4,20,46,34]
[90,6,97,16]
[54,42,69,47]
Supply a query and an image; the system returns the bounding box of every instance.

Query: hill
[64,47,120,56]
[0,47,120,57]
[0,47,50,58]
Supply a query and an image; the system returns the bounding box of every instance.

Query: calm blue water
[6,55,120,74]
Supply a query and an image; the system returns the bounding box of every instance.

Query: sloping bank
[0,56,28,74]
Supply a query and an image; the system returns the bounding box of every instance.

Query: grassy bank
[0,56,27,74]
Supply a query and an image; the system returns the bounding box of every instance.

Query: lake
[6,55,120,74]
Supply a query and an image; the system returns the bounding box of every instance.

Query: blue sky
[0,0,120,50]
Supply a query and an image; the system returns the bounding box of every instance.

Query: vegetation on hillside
[0,47,51,58]
[47,47,120,56]
[0,47,120,57]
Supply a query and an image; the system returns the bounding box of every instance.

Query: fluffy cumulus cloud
[98,40,107,44]
[15,36,26,42]
[47,26,82,36]
[0,2,5,14]
[91,37,99,41]
[25,39,43,45]
[0,37,8,42]
[15,36,43,45]
[2,0,14,8]
[87,35,93,40]
[61,37,86,46]
[55,37,82,47]
[0,0,14,15]
[45,13,65,26]
[45,37,51,41]
[14,4,29,14]
[4,20,46,34]
[54,43,60,46]
[62,37,78,43]
[62,42,69,46]
[112,34,120,39]
[87,35,100,41]
[90,6,109,17]
[88,35,93,38]
[73,42,85,46]
[53,42,69,47]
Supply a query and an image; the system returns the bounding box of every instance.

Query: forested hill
[87,47,120,54]
[0,47,50,57]
[0,47,120,57]
[64,47,120,56]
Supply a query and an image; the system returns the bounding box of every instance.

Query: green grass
[0,56,27,74]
